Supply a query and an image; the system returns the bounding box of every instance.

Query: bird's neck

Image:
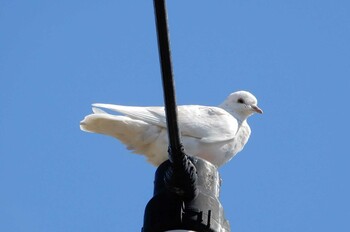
[218,103,248,123]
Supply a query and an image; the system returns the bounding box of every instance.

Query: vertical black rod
[153,0,182,159]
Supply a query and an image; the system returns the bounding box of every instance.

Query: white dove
[80,91,262,167]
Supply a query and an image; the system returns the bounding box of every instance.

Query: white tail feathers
[80,112,168,166]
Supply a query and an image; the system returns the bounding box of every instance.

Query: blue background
[1,0,349,231]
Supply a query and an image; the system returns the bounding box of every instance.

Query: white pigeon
[80,91,262,167]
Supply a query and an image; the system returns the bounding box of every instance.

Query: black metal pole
[142,1,230,231]
[153,0,198,203]
[153,0,182,160]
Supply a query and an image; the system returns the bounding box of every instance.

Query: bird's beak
[251,105,263,114]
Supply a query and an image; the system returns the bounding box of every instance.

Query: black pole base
[142,157,230,232]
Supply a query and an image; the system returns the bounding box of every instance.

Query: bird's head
[220,91,263,121]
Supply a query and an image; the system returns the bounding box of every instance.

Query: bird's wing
[92,104,167,127]
[92,104,238,143]
[176,105,238,143]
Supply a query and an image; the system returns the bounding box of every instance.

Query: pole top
[142,157,230,232]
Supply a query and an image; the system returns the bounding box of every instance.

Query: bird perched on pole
[80,90,262,167]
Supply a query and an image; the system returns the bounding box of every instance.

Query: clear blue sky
[1,0,349,231]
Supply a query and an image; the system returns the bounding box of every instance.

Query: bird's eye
[237,98,244,104]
